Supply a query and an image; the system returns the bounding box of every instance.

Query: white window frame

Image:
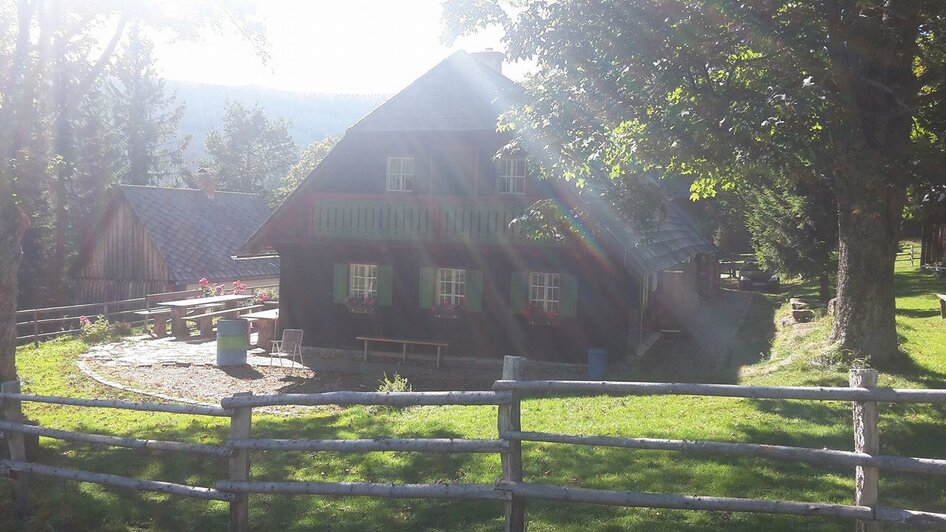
[386,156,415,192]
[529,272,560,311]
[349,263,378,299]
[436,268,466,306]
[497,158,526,194]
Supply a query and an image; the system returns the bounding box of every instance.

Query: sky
[150,0,530,95]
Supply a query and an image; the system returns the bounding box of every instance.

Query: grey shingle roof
[348,50,522,133]
[119,185,279,283]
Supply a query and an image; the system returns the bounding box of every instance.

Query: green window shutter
[466,270,483,312]
[333,263,348,303]
[559,274,578,318]
[510,271,528,313]
[378,265,394,306]
[419,267,435,309]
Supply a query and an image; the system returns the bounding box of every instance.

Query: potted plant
[345,294,377,314]
[523,302,560,326]
[431,301,462,319]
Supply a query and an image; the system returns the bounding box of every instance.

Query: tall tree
[204,100,298,198]
[444,0,946,362]
[271,136,337,207]
[0,0,267,384]
[111,24,189,186]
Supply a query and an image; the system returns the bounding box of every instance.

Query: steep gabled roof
[347,50,522,133]
[118,185,279,282]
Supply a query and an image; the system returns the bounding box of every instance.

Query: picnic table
[163,294,254,339]
[241,308,279,351]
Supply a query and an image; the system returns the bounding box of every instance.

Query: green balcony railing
[311,197,550,245]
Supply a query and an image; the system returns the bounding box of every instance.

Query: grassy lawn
[1,259,945,530]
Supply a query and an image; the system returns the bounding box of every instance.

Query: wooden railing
[896,243,917,265]
[311,197,553,245]
[3,359,946,530]
[15,285,278,347]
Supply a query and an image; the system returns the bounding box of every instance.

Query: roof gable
[119,185,279,282]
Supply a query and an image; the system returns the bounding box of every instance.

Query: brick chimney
[471,49,505,75]
[196,167,216,199]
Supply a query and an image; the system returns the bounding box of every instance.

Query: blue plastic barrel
[217,319,248,366]
[587,348,608,380]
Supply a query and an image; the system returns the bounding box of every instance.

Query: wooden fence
[3,357,946,530]
[896,243,917,265]
[15,285,278,347]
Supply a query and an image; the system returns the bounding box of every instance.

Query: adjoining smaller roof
[119,185,279,283]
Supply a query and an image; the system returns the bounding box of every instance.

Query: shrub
[369,372,412,414]
[79,315,110,345]
[109,321,134,338]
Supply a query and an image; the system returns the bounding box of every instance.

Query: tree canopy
[444,0,946,361]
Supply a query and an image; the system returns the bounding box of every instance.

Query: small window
[386,157,415,191]
[349,263,378,299]
[436,268,466,306]
[497,158,526,194]
[529,272,560,311]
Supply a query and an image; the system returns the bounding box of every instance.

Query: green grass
[2,258,945,530]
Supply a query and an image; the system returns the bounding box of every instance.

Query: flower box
[523,303,560,326]
[345,295,377,314]
[431,302,462,319]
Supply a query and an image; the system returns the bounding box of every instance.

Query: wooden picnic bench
[133,308,172,338]
[938,294,946,319]
[356,336,449,368]
[241,309,279,351]
[182,305,264,338]
[163,294,254,339]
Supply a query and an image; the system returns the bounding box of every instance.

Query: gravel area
[79,336,600,407]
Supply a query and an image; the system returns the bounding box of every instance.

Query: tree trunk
[0,207,27,383]
[830,186,904,363]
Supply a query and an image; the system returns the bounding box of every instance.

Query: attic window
[386,157,415,192]
[497,158,526,194]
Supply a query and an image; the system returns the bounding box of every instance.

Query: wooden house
[75,181,279,302]
[239,51,715,362]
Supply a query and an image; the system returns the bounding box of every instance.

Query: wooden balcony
[311,196,553,245]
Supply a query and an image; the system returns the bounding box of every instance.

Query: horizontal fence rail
[4,359,946,531]
[494,379,946,404]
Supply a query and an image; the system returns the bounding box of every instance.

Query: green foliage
[203,101,299,199]
[271,136,338,207]
[79,316,111,345]
[111,25,190,186]
[377,372,413,393]
[108,321,135,339]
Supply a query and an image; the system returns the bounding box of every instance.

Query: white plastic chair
[270,329,304,369]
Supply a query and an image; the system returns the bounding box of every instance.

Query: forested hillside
[168,81,384,160]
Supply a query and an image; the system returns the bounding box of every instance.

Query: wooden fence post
[850,369,880,532]
[499,356,527,532]
[32,310,39,348]
[228,392,253,532]
[2,380,29,518]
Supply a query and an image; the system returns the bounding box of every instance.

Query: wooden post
[2,380,29,518]
[228,392,253,532]
[103,302,109,322]
[32,310,39,348]
[499,356,527,532]
[851,369,880,532]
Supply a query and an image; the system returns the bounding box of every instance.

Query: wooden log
[0,420,231,457]
[498,481,872,519]
[1,381,29,517]
[506,431,946,475]
[229,437,507,453]
[851,369,881,532]
[499,356,526,532]
[0,392,229,417]
[0,459,233,502]
[493,380,946,404]
[228,392,252,532]
[215,480,507,500]
[221,390,512,408]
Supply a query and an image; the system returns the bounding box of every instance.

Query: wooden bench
[938,294,946,319]
[356,336,449,368]
[182,305,264,338]
[133,308,171,338]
